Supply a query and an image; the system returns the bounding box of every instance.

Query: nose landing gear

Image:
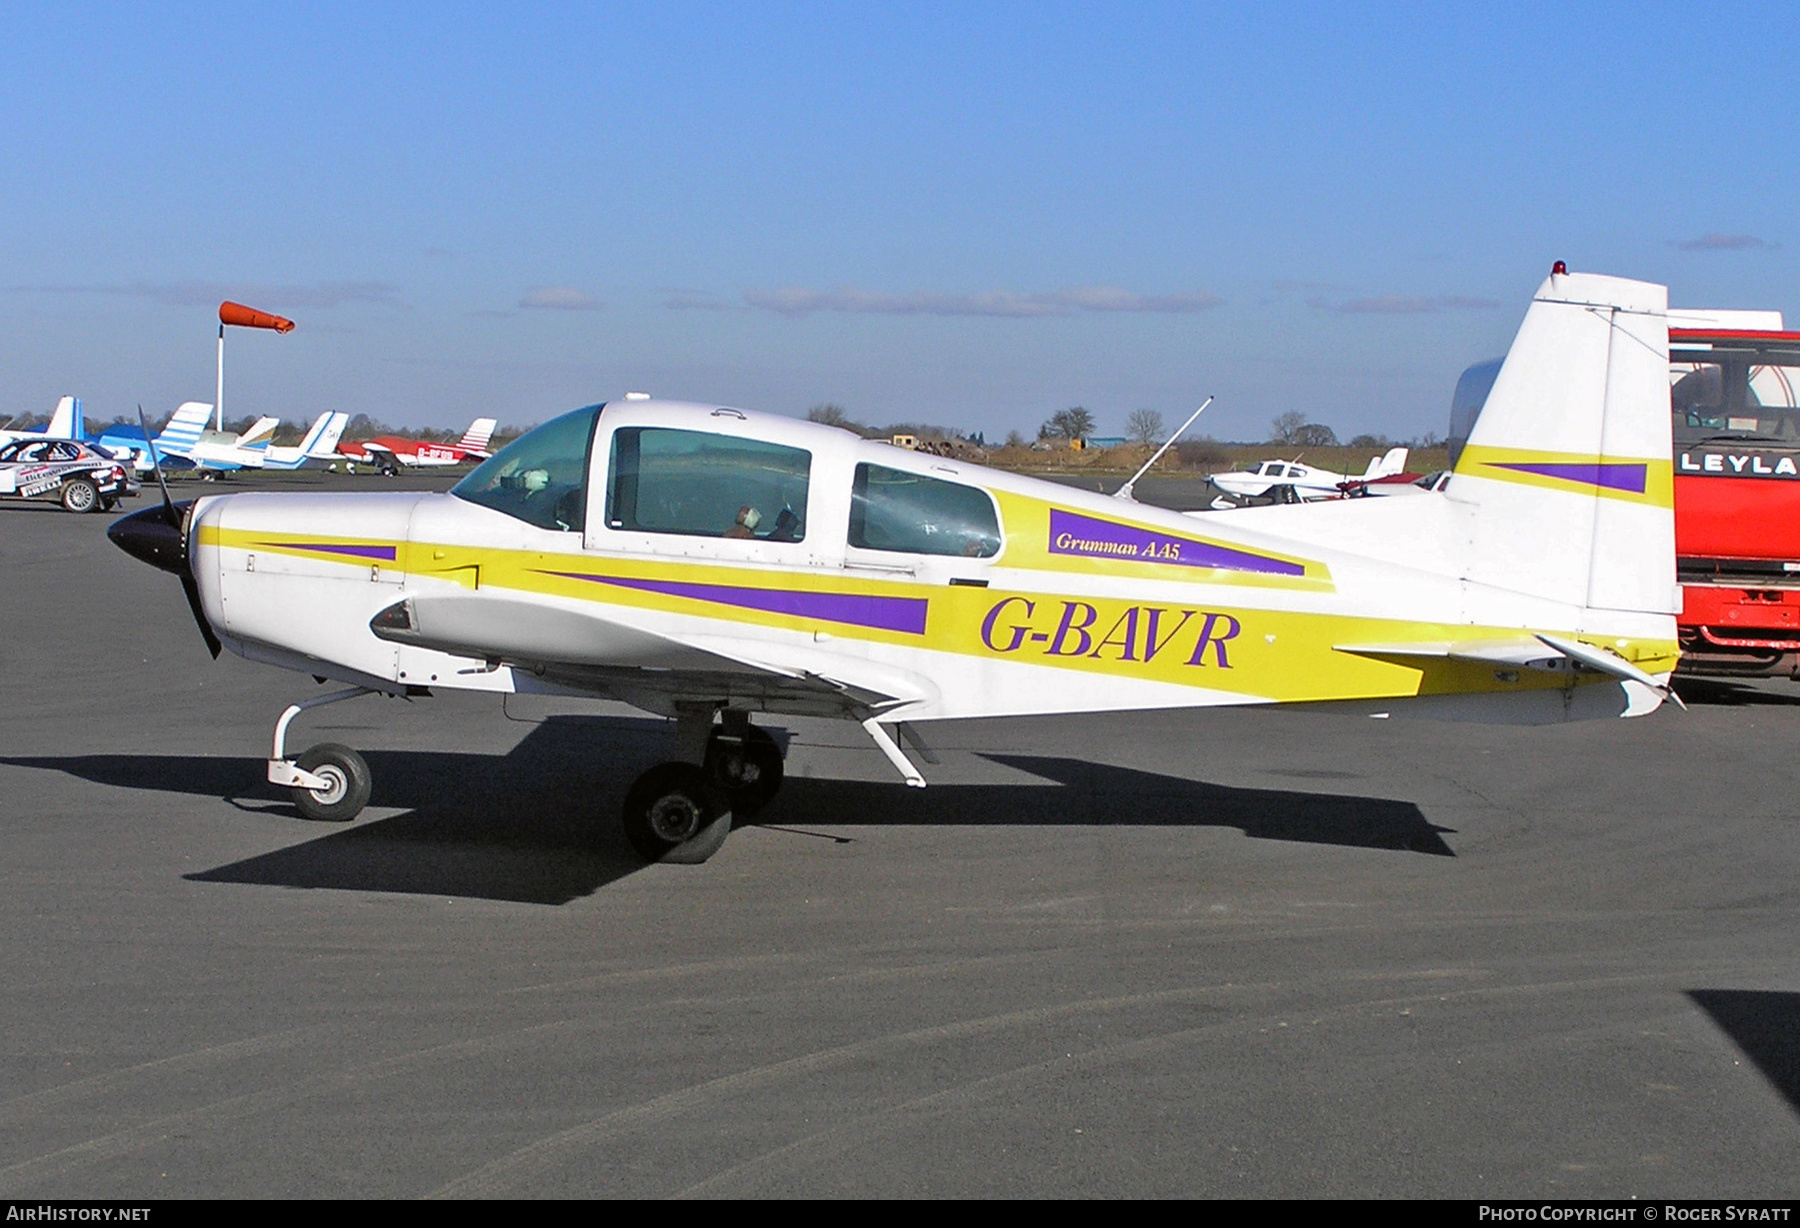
[267,686,380,822]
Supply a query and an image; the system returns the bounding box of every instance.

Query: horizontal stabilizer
[1334,640,1567,669]
[1534,633,1684,708]
[1335,635,1683,709]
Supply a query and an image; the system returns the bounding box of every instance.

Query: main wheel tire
[61,479,99,514]
[292,743,372,822]
[622,762,732,864]
[705,726,783,817]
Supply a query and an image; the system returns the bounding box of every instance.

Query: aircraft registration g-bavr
[110,265,1682,864]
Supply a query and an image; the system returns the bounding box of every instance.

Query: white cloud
[9,280,403,308]
[520,286,600,310]
[737,285,1222,318]
[1329,294,1500,315]
[1673,233,1773,252]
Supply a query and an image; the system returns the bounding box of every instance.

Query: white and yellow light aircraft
[110,266,1681,864]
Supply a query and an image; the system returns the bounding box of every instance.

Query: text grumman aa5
[110,267,1683,864]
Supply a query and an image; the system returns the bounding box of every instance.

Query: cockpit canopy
[451,402,1005,560]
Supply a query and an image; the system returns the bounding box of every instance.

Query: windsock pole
[215,324,226,432]
[214,302,295,433]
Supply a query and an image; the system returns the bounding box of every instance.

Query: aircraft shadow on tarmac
[2,715,1450,905]
[1671,678,1800,707]
[1688,990,1800,1115]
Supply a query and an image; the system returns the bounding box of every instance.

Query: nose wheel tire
[292,743,372,822]
[705,726,783,817]
[622,762,732,864]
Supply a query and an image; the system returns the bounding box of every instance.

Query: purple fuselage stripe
[1487,462,1648,494]
[263,541,398,561]
[1047,509,1305,576]
[545,571,930,635]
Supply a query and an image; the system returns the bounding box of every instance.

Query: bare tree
[1041,406,1096,441]
[1126,409,1165,446]
[806,403,854,429]
[1270,411,1308,445]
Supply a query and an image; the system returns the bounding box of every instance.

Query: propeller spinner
[106,407,222,658]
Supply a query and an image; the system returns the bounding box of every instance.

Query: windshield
[451,406,599,531]
[1671,346,1800,444]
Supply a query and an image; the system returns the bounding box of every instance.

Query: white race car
[0,438,139,513]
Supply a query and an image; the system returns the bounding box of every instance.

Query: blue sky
[3,2,1797,442]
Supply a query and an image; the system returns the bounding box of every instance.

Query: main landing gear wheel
[292,743,372,822]
[622,762,732,864]
[705,725,783,818]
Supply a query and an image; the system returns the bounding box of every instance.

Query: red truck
[1667,325,1800,676]
[1454,312,1800,678]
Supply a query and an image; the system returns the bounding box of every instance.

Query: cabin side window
[451,405,598,531]
[606,428,811,541]
[848,463,1002,558]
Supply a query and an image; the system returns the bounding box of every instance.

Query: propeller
[105,407,222,658]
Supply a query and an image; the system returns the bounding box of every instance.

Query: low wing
[369,593,918,718]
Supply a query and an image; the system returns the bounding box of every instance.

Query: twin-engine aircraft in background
[1207,446,1411,506]
[111,266,1682,864]
[338,417,497,472]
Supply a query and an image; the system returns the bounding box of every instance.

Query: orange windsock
[219,301,295,332]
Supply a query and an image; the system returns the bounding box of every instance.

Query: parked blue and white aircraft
[263,412,351,471]
[94,404,320,474]
[92,403,213,473]
[0,396,86,448]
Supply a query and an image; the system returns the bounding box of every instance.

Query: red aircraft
[339,417,497,472]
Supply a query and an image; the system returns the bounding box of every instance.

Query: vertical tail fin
[1449,269,1675,616]
[293,413,332,455]
[458,417,497,452]
[154,402,213,456]
[1365,446,1408,479]
[235,416,280,451]
[309,412,349,456]
[45,396,81,439]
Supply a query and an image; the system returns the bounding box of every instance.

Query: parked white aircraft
[109,266,1680,865]
[182,412,280,472]
[0,395,85,448]
[1208,447,1410,505]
